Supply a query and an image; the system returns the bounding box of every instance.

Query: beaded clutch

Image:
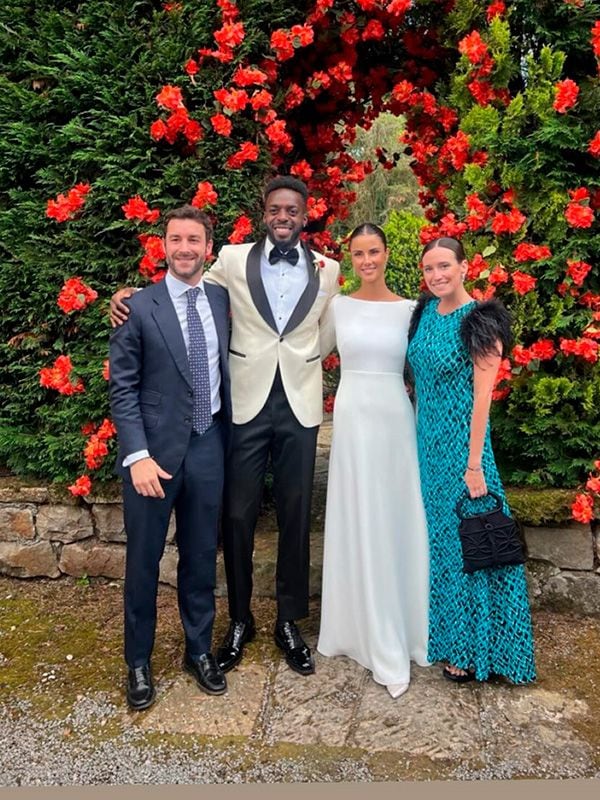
[455,491,526,574]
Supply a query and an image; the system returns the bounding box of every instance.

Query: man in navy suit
[109,205,231,710]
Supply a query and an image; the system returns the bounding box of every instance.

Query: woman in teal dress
[407,236,536,684]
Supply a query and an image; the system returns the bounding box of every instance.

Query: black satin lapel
[282,241,320,335]
[151,282,193,389]
[204,283,229,365]
[246,239,278,332]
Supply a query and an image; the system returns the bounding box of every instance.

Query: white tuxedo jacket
[204,238,340,427]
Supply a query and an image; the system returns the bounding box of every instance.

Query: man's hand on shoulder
[110,287,137,328]
[130,457,172,499]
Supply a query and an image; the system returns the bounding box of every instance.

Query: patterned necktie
[186,287,213,434]
[268,247,299,265]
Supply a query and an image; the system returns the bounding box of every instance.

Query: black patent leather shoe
[216,614,256,673]
[183,652,227,695]
[126,664,155,711]
[274,620,315,676]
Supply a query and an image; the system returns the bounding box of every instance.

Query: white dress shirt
[261,240,309,333]
[123,272,221,467]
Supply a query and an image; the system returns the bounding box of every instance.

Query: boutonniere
[313,258,326,274]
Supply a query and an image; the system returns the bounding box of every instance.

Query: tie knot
[269,247,299,266]
[187,286,201,305]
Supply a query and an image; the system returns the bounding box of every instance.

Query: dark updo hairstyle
[348,222,387,249]
[420,236,466,263]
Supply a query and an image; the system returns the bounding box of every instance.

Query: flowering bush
[0,0,597,520]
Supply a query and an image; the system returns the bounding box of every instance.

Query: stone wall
[0,476,598,615]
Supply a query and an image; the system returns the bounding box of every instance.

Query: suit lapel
[150,280,193,389]
[246,239,278,332]
[205,283,228,365]
[282,240,320,335]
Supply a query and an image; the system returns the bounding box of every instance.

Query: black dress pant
[223,371,319,622]
[122,420,224,668]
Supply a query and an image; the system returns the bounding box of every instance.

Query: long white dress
[317,295,430,686]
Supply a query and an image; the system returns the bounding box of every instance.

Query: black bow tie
[269,247,299,265]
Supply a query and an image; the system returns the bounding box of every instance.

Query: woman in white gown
[317,223,430,699]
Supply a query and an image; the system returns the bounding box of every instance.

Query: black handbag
[455,490,526,574]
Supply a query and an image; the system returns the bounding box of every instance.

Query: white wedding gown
[317,295,430,686]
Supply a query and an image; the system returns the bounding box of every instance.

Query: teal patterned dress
[407,297,536,684]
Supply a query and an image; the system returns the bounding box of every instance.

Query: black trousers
[222,371,319,623]
[122,420,224,668]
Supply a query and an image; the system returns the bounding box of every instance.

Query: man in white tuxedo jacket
[110,176,339,676]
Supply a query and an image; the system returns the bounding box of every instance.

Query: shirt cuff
[123,450,150,468]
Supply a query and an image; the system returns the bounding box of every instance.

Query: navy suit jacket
[109,278,231,478]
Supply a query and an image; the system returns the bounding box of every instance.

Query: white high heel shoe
[386,683,409,699]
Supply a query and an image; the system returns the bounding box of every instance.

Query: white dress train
[317,296,430,686]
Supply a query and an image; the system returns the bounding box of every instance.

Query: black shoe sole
[183,661,227,695]
[126,689,156,711]
[442,666,476,683]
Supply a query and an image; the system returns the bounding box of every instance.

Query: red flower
[511,345,533,367]
[571,493,594,523]
[225,141,259,169]
[560,337,599,363]
[122,196,160,224]
[338,275,346,286]
[228,214,253,244]
[490,208,526,235]
[553,79,579,113]
[439,131,471,171]
[529,339,556,361]
[213,87,249,112]
[39,355,84,395]
[362,19,385,41]
[155,85,184,111]
[265,119,293,153]
[387,0,412,15]
[486,2,506,21]
[512,271,537,295]
[57,277,98,313]
[46,183,91,223]
[290,160,314,181]
[323,393,335,414]
[488,265,509,285]
[290,23,314,47]
[565,195,595,228]
[183,118,203,145]
[513,243,552,262]
[192,181,218,209]
[323,354,340,371]
[307,197,328,221]
[250,89,273,111]
[102,360,110,381]
[467,253,488,280]
[586,476,600,494]
[566,260,592,287]
[465,193,490,230]
[587,131,600,157]
[184,59,199,76]
[84,434,109,470]
[150,119,167,141]
[391,80,415,105]
[232,66,268,86]
[213,21,245,50]
[591,20,600,59]
[96,418,117,440]
[68,475,92,497]
[458,31,489,64]
[284,83,305,110]
[210,113,233,136]
[270,29,295,61]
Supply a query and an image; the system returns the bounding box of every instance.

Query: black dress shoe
[216,614,256,673]
[126,664,155,711]
[274,620,315,676]
[183,652,227,695]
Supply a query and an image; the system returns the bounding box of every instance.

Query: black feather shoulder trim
[460,299,512,360]
[407,291,435,342]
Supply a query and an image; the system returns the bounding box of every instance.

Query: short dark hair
[421,236,466,262]
[349,222,387,249]
[263,175,309,205]
[164,205,214,241]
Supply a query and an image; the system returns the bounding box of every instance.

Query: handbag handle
[455,490,504,519]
